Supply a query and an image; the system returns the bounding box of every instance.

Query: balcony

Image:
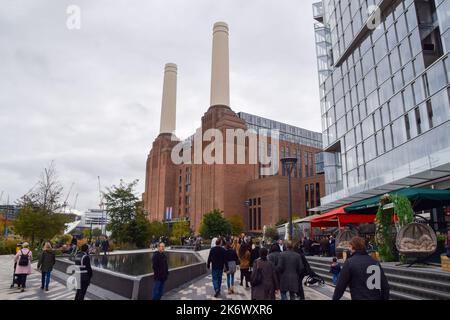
[312,1,324,23]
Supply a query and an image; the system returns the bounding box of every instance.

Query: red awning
[310,205,376,228]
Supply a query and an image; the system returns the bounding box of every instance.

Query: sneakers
[228,288,232,294]
[45,288,49,292]
[20,288,25,292]
[214,291,220,298]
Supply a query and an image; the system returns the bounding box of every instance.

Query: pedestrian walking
[74,244,93,300]
[250,241,261,268]
[10,242,23,288]
[251,248,279,300]
[329,235,336,257]
[277,239,285,252]
[152,242,169,300]
[329,257,341,286]
[320,236,330,257]
[238,243,251,288]
[294,241,307,300]
[276,241,304,300]
[101,236,109,255]
[37,242,56,291]
[207,239,226,297]
[224,241,240,294]
[268,243,281,267]
[14,242,32,292]
[302,237,312,256]
[333,236,390,300]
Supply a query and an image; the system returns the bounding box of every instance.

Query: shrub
[0,239,20,255]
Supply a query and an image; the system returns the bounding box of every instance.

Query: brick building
[143,22,324,233]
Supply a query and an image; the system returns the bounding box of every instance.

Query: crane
[62,182,75,213]
[98,176,105,234]
[72,193,79,210]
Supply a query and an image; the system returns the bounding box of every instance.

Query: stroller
[301,253,325,287]
[10,262,19,288]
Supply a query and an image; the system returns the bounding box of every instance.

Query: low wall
[54,252,206,300]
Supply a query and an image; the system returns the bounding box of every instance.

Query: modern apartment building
[312,0,450,211]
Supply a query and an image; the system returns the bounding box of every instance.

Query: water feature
[73,252,200,276]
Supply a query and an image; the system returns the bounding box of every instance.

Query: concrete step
[306,256,450,300]
[389,282,450,300]
[385,273,450,294]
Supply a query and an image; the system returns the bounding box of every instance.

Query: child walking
[329,257,341,286]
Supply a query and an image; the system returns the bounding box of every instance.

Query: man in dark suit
[276,241,304,300]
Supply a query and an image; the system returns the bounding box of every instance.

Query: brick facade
[143,106,324,233]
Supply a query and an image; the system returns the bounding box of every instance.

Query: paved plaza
[0,252,349,301]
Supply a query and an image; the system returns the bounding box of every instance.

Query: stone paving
[0,255,87,300]
[1,250,350,301]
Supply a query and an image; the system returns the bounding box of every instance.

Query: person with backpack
[37,242,56,291]
[251,248,279,300]
[224,241,240,294]
[74,244,93,300]
[238,243,251,288]
[14,242,32,292]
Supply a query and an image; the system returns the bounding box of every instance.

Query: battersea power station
[143,22,325,233]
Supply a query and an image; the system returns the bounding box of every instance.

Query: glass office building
[312,0,450,210]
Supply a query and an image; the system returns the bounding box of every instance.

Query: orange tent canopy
[310,205,376,228]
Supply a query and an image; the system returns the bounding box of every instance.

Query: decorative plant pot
[441,255,450,272]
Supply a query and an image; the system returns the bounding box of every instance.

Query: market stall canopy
[344,188,450,214]
[310,205,376,228]
[293,214,321,224]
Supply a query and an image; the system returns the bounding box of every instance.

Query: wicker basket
[396,223,437,258]
[442,255,450,272]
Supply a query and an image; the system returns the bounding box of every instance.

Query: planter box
[441,255,450,272]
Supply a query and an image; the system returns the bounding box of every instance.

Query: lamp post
[281,157,298,241]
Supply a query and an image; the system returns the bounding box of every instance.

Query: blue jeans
[152,280,165,300]
[41,271,51,289]
[226,272,235,289]
[212,269,223,293]
[332,273,339,285]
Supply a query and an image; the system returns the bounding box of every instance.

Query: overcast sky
[0,0,321,211]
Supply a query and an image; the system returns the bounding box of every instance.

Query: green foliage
[171,221,191,239]
[104,180,140,243]
[51,234,72,247]
[276,218,288,226]
[149,221,169,239]
[0,239,20,255]
[227,215,245,236]
[391,194,414,228]
[264,226,279,242]
[199,209,231,239]
[13,205,71,245]
[375,202,396,262]
[124,209,152,248]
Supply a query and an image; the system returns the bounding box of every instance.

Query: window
[258,208,262,230]
[415,107,422,135]
[384,126,393,151]
[392,117,407,147]
[310,184,315,209]
[249,209,252,230]
[405,114,411,140]
[426,100,434,128]
[316,183,321,207]
[253,208,257,231]
[305,185,309,210]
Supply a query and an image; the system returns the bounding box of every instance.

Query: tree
[227,215,245,236]
[264,226,279,242]
[172,221,191,239]
[149,221,169,240]
[199,209,231,239]
[104,180,140,243]
[13,163,70,245]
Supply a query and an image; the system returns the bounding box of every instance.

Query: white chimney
[159,63,177,135]
[210,22,230,107]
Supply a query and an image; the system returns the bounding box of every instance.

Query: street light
[281,157,298,241]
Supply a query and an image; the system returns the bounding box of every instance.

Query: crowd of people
[204,233,390,301]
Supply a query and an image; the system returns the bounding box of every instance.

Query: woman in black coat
[37,242,56,291]
[224,242,240,294]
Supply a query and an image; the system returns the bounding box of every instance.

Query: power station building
[143,22,324,232]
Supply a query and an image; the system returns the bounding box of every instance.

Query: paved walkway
[164,249,350,300]
[0,255,84,300]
